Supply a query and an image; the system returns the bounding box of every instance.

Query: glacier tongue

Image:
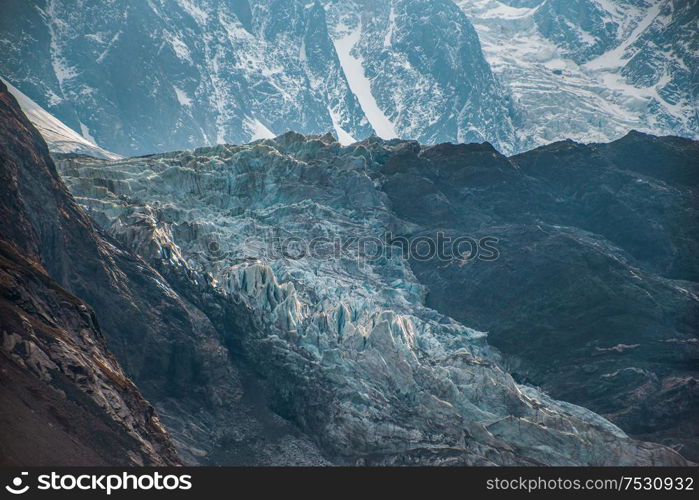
[55,132,689,465]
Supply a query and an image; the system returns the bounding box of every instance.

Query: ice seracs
[54,132,693,465]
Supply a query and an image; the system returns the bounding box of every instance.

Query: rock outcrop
[374,132,699,461]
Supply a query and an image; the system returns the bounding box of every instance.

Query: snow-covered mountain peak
[1,0,694,155]
[458,0,697,149]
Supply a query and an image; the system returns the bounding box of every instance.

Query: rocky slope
[375,132,699,460]
[0,241,177,466]
[55,131,696,465]
[0,81,177,465]
[0,80,326,466]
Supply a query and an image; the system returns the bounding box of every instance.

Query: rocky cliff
[0,80,178,465]
[377,132,699,461]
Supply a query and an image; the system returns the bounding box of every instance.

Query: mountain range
[1,0,696,156]
[1,0,697,467]
[1,77,697,464]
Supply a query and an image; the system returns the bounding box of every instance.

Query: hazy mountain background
[1,0,695,156]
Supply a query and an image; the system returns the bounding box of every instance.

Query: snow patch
[333,25,397,139]
[176,0,209,25]
[3,78,120,159]
[96,30,122,64]
[173,85,192,106]
[384,7,396,48]
[327,106,357,145]
[79,121,96,143]
[244,117,275,142]
[585,0,663,71]
[299,39,307,62]
[167,34,193,64]
[477,1,538,20]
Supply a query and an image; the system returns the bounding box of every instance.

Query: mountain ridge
[0,80,179,465]
[3,0,692,157]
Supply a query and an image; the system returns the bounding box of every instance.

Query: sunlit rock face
[55,131,696,465]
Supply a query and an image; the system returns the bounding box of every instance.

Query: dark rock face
[374,132,699,460]
[0,81,178,465]
[0,241,177,466]
[0,81,326,465]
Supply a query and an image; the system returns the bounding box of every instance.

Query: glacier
[458,0,698,149]
[53,132,694,464]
